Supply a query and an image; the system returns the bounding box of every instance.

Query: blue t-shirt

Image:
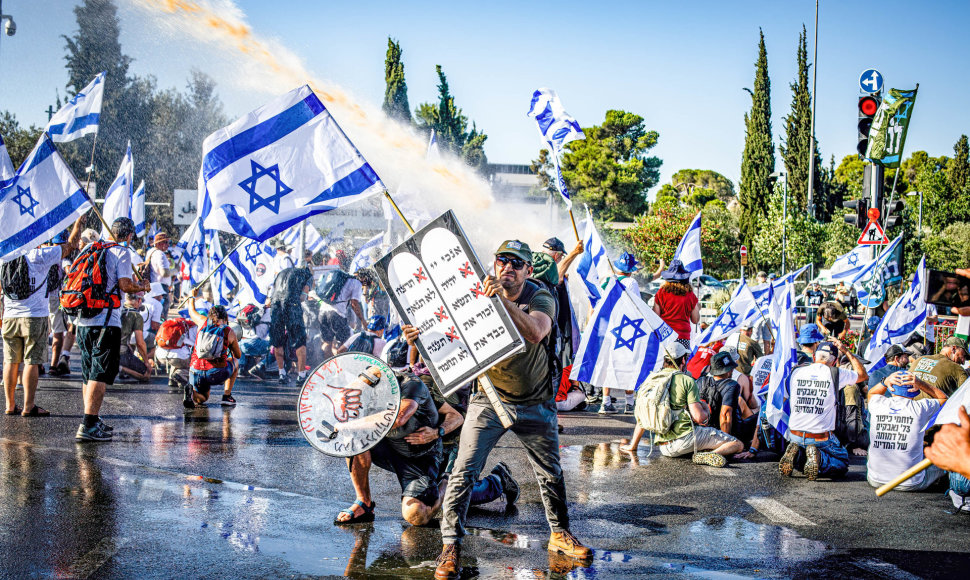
[867,363,906,390]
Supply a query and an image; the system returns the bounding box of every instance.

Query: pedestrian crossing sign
[858,219,889,245]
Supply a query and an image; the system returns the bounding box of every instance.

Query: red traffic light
[859,96,879,116]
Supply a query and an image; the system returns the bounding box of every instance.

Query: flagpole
[875,458,932,497]
[175,238,248,309]
[383,189,414,234]
[568,208,580,242]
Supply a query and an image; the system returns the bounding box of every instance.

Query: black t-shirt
[384,375,439,457]
[806,290,825,307]
[272,267,313,304]
[698,375,741,434]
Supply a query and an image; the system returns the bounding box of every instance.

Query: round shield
[297,353,401,457]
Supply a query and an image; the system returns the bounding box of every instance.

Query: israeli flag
[830,244,873,280]
[0,134,92,261]
[322,221,345,247]
[176,217,207,285]
[0,132,14,186]
[199,85,384,242]
[46,71,106,143]
[576,207,612,306]
[864,256,928,373]
[693,281,757,348]
[851,234,903,304]
[147,220,159,242]
[765,281,798,439]
[674,211,703,279]
[132,180,146,236]
[226,239,270,307]
[282,222,326,254]
[570,279,679,390]
[349,232,385,274]
[527,88,584,206]
[100,142,133,238]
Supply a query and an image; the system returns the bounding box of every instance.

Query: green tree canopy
[623,204,738,279]
[414,65,488,174]
[670,169,736,203]
[382,38,411,124]
[739,29,775,262]
[780,25,821,215]
[752,188,825,274]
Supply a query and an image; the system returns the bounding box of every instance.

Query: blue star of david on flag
[713,309,740,334]
[13,186,39,217]
[903,297,918,313]
[244,241,262,265]
[848,253,859,266]
[190,240,204,260]
[610,315,647,351]
[238,160,293,214]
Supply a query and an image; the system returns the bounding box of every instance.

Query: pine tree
[415,65,488,174]
[947,134,969,194]
[738,29,775,262]
[780,26,820,214]
[382,38,411,124]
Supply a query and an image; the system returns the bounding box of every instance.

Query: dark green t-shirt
[120,308,144,355]
[485,285,556,406]
[912,354,968,397]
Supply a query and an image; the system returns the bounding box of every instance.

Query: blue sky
[0,0,966,195]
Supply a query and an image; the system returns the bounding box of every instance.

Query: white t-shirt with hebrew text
[788,363,859,433]
[867,396,941,487]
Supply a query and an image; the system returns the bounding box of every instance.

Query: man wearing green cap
[405,239,590,579]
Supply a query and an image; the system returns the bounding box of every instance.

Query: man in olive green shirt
[736,327,764,376]
[911,336,969,397]
[405,240,590,580]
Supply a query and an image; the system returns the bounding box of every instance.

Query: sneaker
[692,451,727,468]
[221,394,237,406]
[182,381,195,409]
[296,373,308,385]
[625,402,635,414]
[76,423,112,442]
[948,490,970,513]
[804,445,820,481]
[547,530,592,560]
[491,461,519,506]
[48,363,68,377]
[278,373,288,386]
[434,544,461,580]
[97,418,114,432]
[599,401,618,415]
[779,442,799,477]
[57,357,71,375]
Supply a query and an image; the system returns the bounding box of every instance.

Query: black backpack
[515,279,562,401]
[346,332,377,355]
[316,269,352,305]
[1,255,44,301]
[697,375,740,432]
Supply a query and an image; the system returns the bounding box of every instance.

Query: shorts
[2,317,49,365]
[120,350,148,375]
[270,301,307,349]
[369,439,442,506]
[190,358,237,397]
[318,309,351,344]
[49,307,68,334]
[77,326,121,385]
[659,426,738,458]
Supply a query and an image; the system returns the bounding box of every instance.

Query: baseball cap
[907,343,928,358]
[816,342,838,359]
[944,336,969,353]
[710,351,738,375]
[665,341,691,361]
[495,240,532,263]
[866,316,881,331]
[797,324,825,345]
[543,237,565,253]
[883,344,908,361]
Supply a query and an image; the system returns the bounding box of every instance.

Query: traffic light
[884,199,904,228]
[858,95,880,156]
[844,198,869,229]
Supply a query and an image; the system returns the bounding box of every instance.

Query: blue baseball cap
[888,375,918,399]
[866,316,881,331]
[797,324,825,345]
[613,252,639,273]
[367,315,387,331]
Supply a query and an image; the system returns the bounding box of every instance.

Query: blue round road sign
[860,69,883,94]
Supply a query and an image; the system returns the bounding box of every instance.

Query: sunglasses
[495,255,528,271]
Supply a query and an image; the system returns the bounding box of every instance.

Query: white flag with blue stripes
[199,85,383,242]
[570,279,679,390]
[282,222,326,255]
[674,211,703,279]
[830,244,873,280]
[101,142,133,238]
[147,220,159,242]
[226,239,270,307]
[765,281,798,438]
[576,208,612,306]
[349,232,385,274]
[322,221,345,247]
[0,132,14,185]
[928,378,970,430]
[176,217,207,285]
[694,281,757,347]
[527,88,584,207]
[851,234,903,305]
[864,256,928,373]
[0,134,92,261]
[46,71,106,143]
[132,180,146,236]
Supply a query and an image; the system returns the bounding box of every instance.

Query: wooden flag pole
[568,207,580,242]
[875,458,932,497]
[383,189,414,235]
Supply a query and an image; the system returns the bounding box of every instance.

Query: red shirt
[653,287,698,340]
[685,341,723,379]
[190,323,231,371]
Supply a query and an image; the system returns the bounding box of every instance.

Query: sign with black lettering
[374,211,525,396]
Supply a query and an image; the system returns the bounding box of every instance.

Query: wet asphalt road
[1,367,968,580]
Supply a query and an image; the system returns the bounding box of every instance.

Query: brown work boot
[434,543,461,580]
[547,530,592,560]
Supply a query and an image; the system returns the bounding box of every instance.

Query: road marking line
[703,466,738,477]
[745,497,815,526]
[68,536,129,579]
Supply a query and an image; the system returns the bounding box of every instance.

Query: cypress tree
[739,30,775,260]
[780,26,819,214]
[947,134,969,194]
[382,38,411,124]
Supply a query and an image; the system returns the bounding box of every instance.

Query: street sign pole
[740,245,748,282]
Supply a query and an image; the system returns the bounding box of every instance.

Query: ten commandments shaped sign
[374,211,525,396]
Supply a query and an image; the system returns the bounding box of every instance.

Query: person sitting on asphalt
[716,345,757,418]
[336,315,388,357]
[867,345,911,393]
[697,352,757,451]
[118,293,153,382]
[780,339,868,481]
[185,299,241,408]
[237,304,271,380]
[735,325,764,376]
[866,370,948,491]
[685,340,724,380]
[620,342,743,466]
[797,323,825,364]
[155,316,197,393]
[555,366,587,413]
[911,336,969,397]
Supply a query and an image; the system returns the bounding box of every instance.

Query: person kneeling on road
[334,363,463,526]
[779,339,868,481]
[185,298,241,408]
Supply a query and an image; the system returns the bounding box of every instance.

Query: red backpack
[60,242,121,318]
[156,319,196,350]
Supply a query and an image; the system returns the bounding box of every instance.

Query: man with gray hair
[780,339,868,480]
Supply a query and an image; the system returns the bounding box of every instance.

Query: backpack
[515,279,562,401]
[195,322,228,361]
[697,375,740,432]
[156,319,195,350]
[0,255,44,301]
[316,269,352,305]
[346,332,377,355]
[60,242,121,318]
[239,304,262,329]
[633,368,684,434]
